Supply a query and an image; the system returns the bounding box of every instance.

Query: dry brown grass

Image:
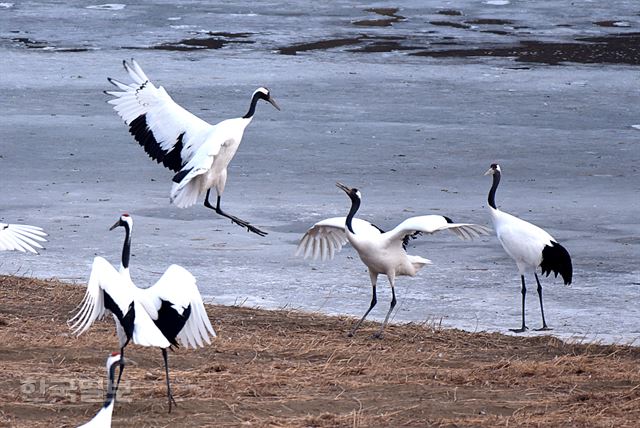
[1,275,639,427]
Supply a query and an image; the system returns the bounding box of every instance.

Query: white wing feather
[295,217,382,261]
[387,215,492,244]
[68,257,132,336]
[140,264,216,349]
[0,223,47,253]
[105,59,214,164]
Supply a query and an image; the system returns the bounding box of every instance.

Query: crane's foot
[534,326,553,331]
[223,212,267,236]
[509,326,529,333]
[167,391,178,413]
[371,332,384,340]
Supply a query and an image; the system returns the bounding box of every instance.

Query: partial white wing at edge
[0,223,47,253]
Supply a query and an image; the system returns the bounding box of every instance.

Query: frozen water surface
[1,1,638,344]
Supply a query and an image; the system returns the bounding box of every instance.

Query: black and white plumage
[0,222,47,254]
[485,163,572,333]
[77,352,121,428]
[69,214,216,412]
[296,182,491,338]
[105,59,280,236]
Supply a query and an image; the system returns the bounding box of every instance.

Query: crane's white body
[488,207,555,275]
[0,223,47,253]
[170,116,251,208]
[69,258,215,349]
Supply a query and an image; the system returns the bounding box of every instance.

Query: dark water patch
[367,7,401,18]
[279,37,363,55]
[412,33,640,65]
[353,7,405,27]
[11,37,48,49]
[594,20,631,28]
[556,24,573,28]
[437,9,463,16]
[465,18,513,25]
[148,36,254,51]
[348,40,424,53]
[481,30,512,36]
[430,21,471,29]
[203,31,252,39]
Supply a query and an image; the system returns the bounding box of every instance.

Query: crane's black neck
[488,170,501,209]
[121,223,132,269]
[345,195,361,234]
[104,361,118,408]
[243,92,263,119]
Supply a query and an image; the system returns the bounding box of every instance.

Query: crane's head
[106,351,121,371]
[109,213,133,231]
[484,163,501,176]
[336,182,362,202]
[254,87,280,111]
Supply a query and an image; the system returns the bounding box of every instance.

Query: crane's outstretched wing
[68,257,133,336]
[295,217,383,261]
[0,223,47,254]
[140,264,216,349]
[105,59,215,172]
[387,215,492,245]
[69,257,171,348]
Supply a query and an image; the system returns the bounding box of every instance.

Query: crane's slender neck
[104,362,118,408]
[121,223,132,270]
[345,196,361,234]
[243,92,261,119]
[488,170,501,210]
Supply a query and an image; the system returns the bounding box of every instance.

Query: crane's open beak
[336,182,352,193]
[109,220,121,231]
[267,96,281,111]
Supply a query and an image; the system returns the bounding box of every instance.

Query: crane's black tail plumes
[540,241,572,285]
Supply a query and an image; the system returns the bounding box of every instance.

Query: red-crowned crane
[105,60,280,236]
[484,163,572,332]
[296,182,491,338]
[69,214,216,412]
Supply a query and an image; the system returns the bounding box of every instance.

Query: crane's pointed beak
[109,220,121,231]
[483,167,494,176]
[336,182,351,194]
[267,96,281,111]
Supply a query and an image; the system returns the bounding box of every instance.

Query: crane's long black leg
[349,284,377,337]
[510,276,528,333]
[162,348,178,413]
[203,190,267,237]
[373,280,396,339]
[533,273,552,331]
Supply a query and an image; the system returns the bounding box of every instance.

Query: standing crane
[69,214,216,412]
[296,182,491,338]
[105,59,280,236]
[484,163,572,332]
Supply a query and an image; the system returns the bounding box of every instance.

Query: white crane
[0,222,47,253]
[77,352,121,428]
[296,182,491,338]
[484,163,572,332]
[68,214,216,412]
[105,59,280,236]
